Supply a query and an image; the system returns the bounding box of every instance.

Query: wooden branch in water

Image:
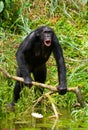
[0,67,86,107]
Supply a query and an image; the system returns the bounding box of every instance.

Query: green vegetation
[0,0,88,129]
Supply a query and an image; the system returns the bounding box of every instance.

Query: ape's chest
[25,47,52,66]
[30,51,50,65]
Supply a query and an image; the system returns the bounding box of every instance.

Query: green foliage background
[0,0,88,128]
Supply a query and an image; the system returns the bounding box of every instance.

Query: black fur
[12,26,67,104]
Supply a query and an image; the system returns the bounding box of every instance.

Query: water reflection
[0,108,88,130]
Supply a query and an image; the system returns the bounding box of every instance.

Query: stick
[45,93,59,118]
[0,67,86,107]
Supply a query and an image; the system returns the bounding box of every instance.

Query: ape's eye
[44,31,51,33]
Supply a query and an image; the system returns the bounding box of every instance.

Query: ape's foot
[8,102,15,111]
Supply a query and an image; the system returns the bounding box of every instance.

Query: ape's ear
[35,30,40,37]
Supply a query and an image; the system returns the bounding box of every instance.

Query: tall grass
[0,0,88,124]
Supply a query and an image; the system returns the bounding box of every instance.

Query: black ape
[12,26,67,104]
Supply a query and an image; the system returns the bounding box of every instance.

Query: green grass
[0,0,88,126]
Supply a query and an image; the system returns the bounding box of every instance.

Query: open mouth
[44,40,51,46]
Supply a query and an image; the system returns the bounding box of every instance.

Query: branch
[45,93,59,118]
[0,67,86,107]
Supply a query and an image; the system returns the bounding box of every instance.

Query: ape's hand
[24,77,32,88]
[57,84,67,95]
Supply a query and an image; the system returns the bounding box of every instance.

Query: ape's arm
[53,35,67,95]
[16,32,35,84]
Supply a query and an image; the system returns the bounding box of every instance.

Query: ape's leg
[33,64,47,111]
[10,68,23,108]
[13,81,23,103]
[9,81,23,111]
[33,64,47,97]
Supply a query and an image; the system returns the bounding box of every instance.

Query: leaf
[5,0,10,8]
[24,2,32,7]
[4,9,9,19]
[82,0,88,5]
[0,1,4,13]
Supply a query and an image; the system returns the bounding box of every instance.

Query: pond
[0,108,88,130]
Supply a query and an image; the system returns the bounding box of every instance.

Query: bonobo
[11,26,67,106]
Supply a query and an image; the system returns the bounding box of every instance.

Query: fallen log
[0,67,86,107]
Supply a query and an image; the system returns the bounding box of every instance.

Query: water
[0,108,88,130]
